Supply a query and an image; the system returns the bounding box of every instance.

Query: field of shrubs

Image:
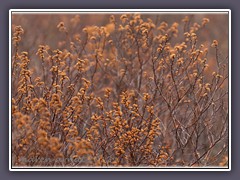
[11,12,229,167]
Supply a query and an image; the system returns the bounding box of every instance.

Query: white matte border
[9,9,231,171]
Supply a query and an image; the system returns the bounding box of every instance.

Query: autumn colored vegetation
[11,13,229,167]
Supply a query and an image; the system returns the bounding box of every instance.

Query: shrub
[11,14,229,167]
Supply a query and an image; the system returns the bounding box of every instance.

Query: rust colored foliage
[11,14,229,167]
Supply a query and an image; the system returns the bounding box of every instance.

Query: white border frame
[9,9,231,171]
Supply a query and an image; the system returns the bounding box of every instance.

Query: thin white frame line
[9,9,12,172]
[10,9,230,14]
[10,9,230,11]
[9,9,231,171]
[228,9,231,171]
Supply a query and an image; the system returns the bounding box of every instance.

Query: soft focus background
[12,13,228,60]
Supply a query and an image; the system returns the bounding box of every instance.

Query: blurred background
[12,13,229,60]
